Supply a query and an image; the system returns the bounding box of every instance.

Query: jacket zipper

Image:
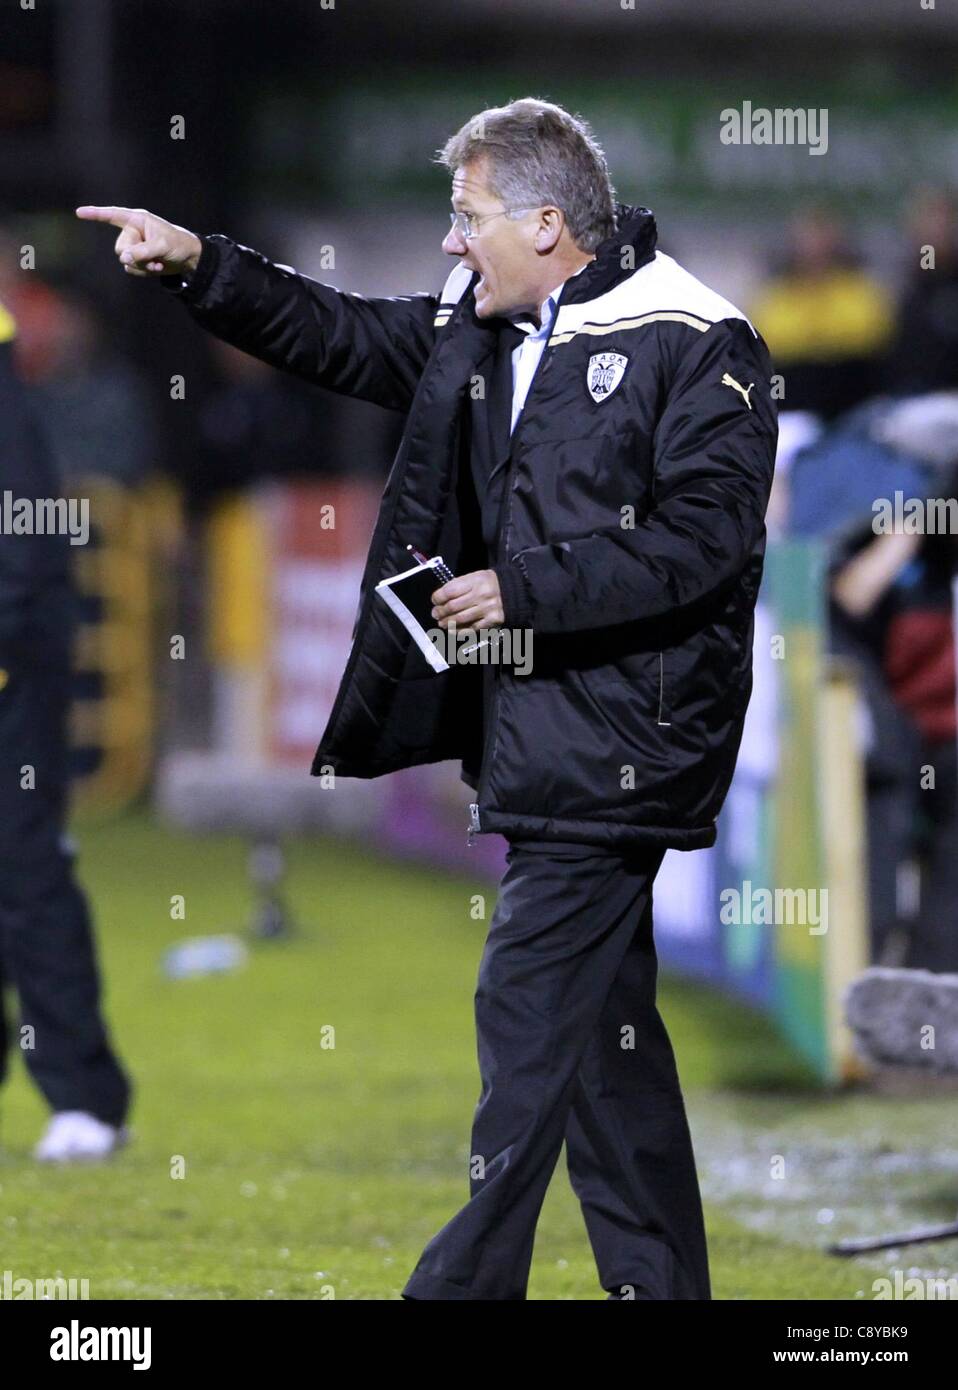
[465,287,570,845]
[466,461,512,841]
[467,346,558,844]
[657,651,670,726]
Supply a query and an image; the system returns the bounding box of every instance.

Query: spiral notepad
[375,555,455,673]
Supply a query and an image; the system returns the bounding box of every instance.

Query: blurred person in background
[196,339,329,499]
[784,391,956,973]
[750,207,894,421]
[789,393,958,971]
[886,188,958,395]
[831,516,958,974]
[77,94,777,1301]
[0,295,132,1161]
[0,228,70,388]
[25,288,157,490]
[193,337,401,508]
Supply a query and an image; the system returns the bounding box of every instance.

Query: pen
[407,544,455,585]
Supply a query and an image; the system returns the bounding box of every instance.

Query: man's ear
[534,208,563,254]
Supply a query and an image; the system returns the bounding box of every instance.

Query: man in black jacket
[78,97,776,1299]
[0,301,131,1161]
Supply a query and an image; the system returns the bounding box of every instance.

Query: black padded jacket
[163,205,777,851]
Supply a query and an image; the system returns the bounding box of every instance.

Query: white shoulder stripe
[549,310,712,346]
[549,251,757,346]
[434,261,474,318]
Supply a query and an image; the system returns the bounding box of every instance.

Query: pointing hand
[74,205,203,278]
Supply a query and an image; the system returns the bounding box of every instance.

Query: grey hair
[435,97,617,253]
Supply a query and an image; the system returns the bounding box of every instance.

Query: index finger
[75,206,144,231]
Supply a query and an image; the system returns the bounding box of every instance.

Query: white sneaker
[33,1111,130,1163]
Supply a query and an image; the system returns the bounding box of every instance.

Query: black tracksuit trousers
[0,595,130,1127]
[402,838,711,1300]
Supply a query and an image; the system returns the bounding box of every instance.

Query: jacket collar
[557,203,658,305]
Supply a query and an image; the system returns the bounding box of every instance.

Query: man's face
[442,159,540,320]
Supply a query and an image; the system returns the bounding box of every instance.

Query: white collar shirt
[507,262,590,435]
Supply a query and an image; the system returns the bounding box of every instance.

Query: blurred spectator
[831,524,958,974]
[886,188,958,395]
[789,395,958,971]
[192,337,401,509]
[0,229,71,387]
[789,397,956,973]
[750,208,894,420]
[26,290,158,489]
[195,339,331,501]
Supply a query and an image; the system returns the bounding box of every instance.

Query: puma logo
[721,372,754,410]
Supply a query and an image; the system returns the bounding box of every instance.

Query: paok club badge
[586,351,629,403]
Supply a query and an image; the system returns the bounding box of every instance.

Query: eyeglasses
[448,207,535,239]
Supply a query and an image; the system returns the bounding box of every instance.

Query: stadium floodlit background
[2,0,958,1300]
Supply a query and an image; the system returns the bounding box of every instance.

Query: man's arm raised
[75,205,440,413]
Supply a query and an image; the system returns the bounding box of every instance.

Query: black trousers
[402,838,711,1300]
[0,609,130,1126]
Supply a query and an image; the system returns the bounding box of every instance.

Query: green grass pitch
[1,811,956,1299]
